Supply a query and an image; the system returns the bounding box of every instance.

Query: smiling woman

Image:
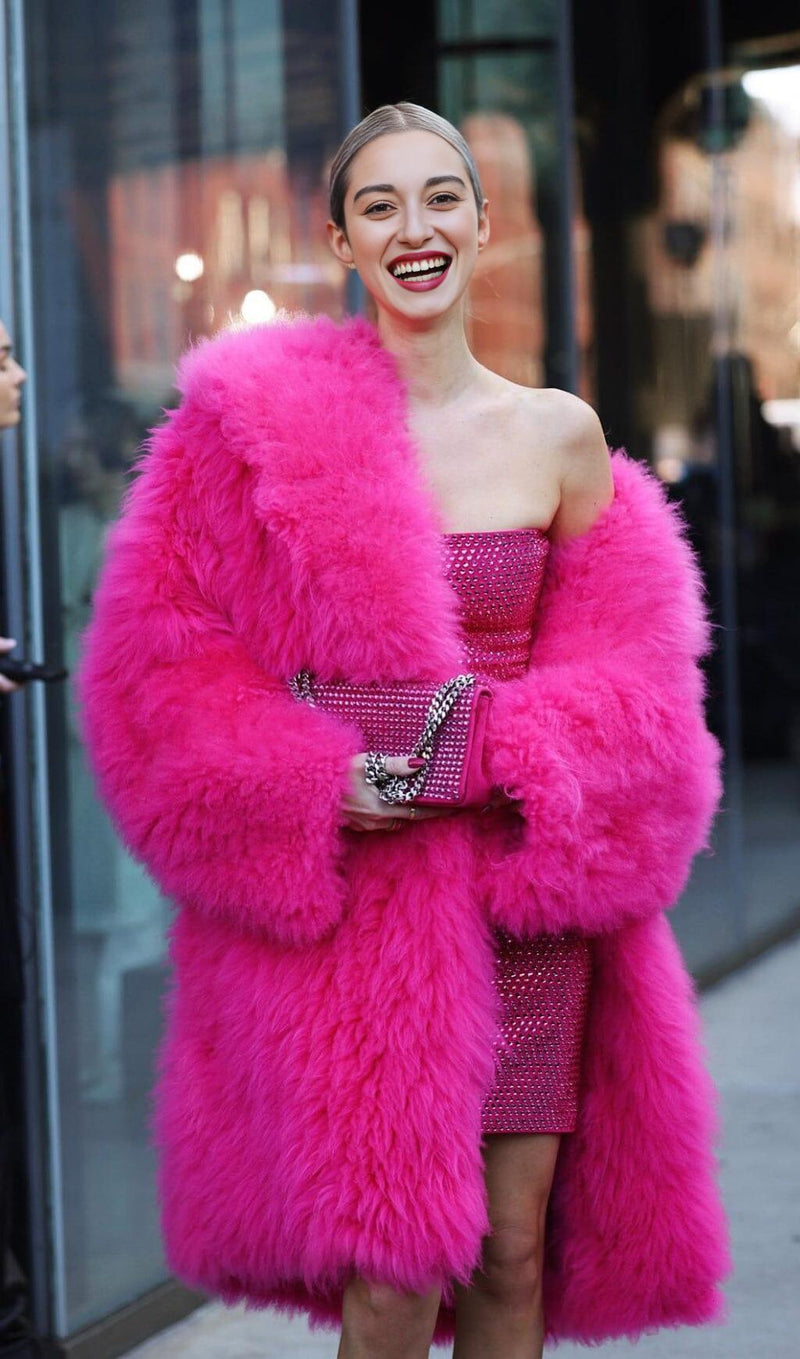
[327,105,489,323]
[79,100,729,1359]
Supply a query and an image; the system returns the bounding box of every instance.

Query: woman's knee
[476,1223,545,1307]
[342,1274,441,1340]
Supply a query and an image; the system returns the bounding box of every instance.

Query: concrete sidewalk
[125,935,800,1358]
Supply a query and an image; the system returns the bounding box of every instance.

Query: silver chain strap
[288,670,316,703]
[368,673,475,803]
[288,670,475,804]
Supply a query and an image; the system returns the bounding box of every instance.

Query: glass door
[14,0,354,1338]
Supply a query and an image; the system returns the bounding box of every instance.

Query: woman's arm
[77,409,364,950]
[547,397,615,544]
[479,446,723,939]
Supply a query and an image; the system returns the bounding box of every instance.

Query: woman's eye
[364,193,459,215]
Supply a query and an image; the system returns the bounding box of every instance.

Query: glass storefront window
[640,63,800,969]
[22,0,348,1334]
[574,20,800,976]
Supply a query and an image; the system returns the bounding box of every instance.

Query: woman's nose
[396,210,434,246]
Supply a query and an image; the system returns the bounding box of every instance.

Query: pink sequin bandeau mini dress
[441,528,591,1136]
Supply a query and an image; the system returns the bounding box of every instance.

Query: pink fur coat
[78,313,731,1345]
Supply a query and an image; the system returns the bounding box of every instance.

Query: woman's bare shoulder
[516,384,603,441]
[517,386,615,543]
[487,373,605,448]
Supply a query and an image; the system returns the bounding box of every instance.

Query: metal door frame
[1,0,66,1340]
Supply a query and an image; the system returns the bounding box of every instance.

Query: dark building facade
[1,1,799,1353]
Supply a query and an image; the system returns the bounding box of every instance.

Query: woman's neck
[376,305,480,409]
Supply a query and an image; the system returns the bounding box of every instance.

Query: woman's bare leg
[452,1133,561,1359]
[337,1276,442,1359]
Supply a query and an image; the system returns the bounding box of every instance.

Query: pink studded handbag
[287,670,494,807]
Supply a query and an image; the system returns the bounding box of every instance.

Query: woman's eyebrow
[352,174,467,204]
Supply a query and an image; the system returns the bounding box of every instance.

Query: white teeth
[390,255,449,278]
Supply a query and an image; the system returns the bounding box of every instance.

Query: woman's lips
[388,259,452,292]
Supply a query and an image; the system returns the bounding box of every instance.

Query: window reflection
[439,48,556,386]
[25,0,347,1332]
[579,54,800,970]
[438,2,593,393]
[106,154,344,404]
[461,111,545,386]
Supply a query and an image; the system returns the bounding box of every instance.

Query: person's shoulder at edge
[523,386,615,546]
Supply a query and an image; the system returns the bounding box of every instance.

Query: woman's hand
[343,753,459,832]
[0,637,21,695]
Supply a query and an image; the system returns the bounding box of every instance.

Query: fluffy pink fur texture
[78,313,731,1345]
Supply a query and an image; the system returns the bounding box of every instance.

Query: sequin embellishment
[441,528,592,1136]
[441,528,550,681]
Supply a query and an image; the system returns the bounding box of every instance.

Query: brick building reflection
[106,152,346,400]
[461,111,594,397]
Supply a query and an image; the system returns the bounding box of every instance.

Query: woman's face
[0,321,27,429]
[328,129,489,323]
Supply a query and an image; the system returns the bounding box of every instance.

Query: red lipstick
[387,251,452,292]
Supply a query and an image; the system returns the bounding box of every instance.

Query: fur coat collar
[78,312,731,1345]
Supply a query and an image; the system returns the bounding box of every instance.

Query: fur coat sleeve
[475,451,722,940]
[77,400,364,950]
[479,454,724,938]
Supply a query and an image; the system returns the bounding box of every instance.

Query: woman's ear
[477,199,490,253]
[326,220,354,269]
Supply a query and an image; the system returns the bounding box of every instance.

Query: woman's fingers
[344,752,459,831]
[381,753,427,780]
[350,751,427,779]
[347,752,426,815]
[0,638,20,692]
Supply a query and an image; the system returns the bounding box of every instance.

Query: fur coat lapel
[178,312,465,682]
